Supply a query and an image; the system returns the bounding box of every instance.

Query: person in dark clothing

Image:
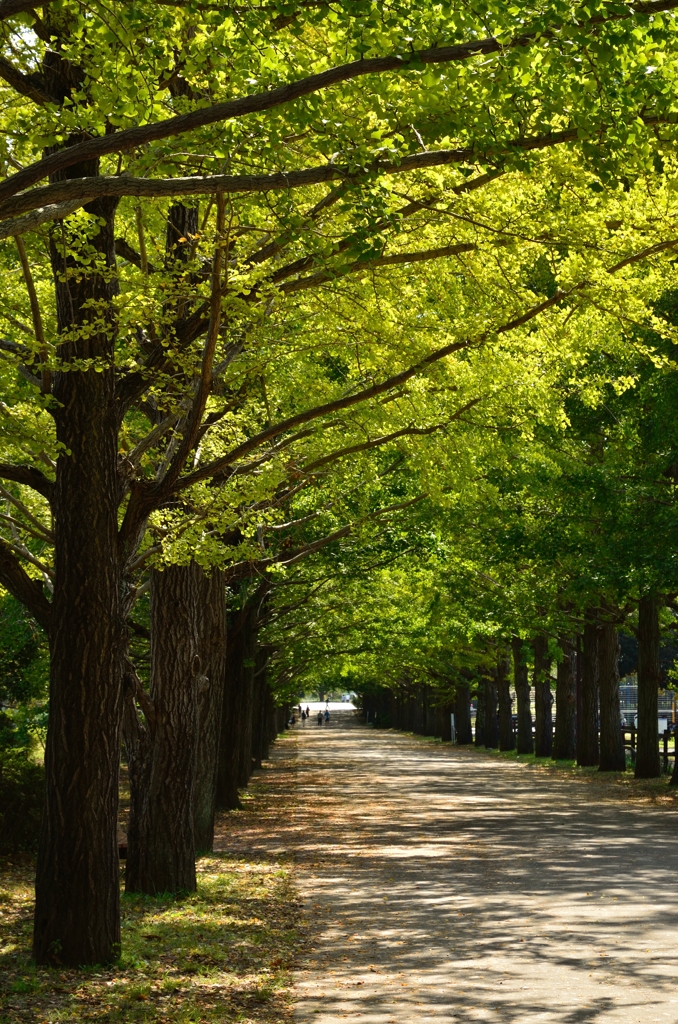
[317,711,323,726]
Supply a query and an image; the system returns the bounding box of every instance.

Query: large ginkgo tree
[1,0,678,965]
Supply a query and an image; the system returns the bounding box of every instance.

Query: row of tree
[2,0,678,968]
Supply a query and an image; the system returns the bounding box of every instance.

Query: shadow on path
[286,713,678,1024]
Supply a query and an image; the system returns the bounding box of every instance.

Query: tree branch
[301,400,484,472]
[166,338,476,492]
[0,56,56,105]
[0,482,53,539]
[279,242,477,294]
[15,234,50,393]
[0,0,674,210]
[0,463,54,500]
[161,193,225,490]
[0,0,57,19]
[225,495,425,582]
[0,536,50,629]
[115,236,157,273]
[0,199,84,241]
[0,136,576,220]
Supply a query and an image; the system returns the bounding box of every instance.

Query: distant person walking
[324,709,330,726]
[301,710,307,727]
[317,711,323,726]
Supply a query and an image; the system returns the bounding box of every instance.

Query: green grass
[457,741,678,803]
[0,850,300,1023]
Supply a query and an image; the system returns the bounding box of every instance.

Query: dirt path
[277,710,678,1024]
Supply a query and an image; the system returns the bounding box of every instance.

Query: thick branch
[15,234,50,393]
[0,462,54,500]
[0,199,84,241]
[279,242,477,294]
[0,0,57,19]
[0,57,56,105]
[162,193,225,489]
[168,340,475,492]
[226,496,425,582]
[0,536,50,629]
[115,237,157,273]
[0,136,576,220]
[1,0,675,208]
[301,399,484,471]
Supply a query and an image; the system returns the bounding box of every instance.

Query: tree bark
[193,568,227,853]
[216,599,256,810]
[497,654,514,751]
[125,564,200,894]
[33,163,123,965]
[512,637,533,754]
[454,681,473,744]
[474,684,485,747]
[533,635,553,757]
[553,636,576,760]
[577,614,599,767]
[484,673,499,748]
[250,648,271,769]
[598,621,625,772]
[236,613,257,789]
[636,594,661,779]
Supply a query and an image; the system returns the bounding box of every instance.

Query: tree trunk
[598,622,625,772]
[193,569,227,854]
[216,600,256,810]
[250,648,270,769]
[553,636,576,760]
[455,681,473,744]
[125,564,200,894]
[33,171,123,965]
[533,635,553,757]
[636,594,661,779]
[484,674,499,748]
[512,637,533,754]
[236,613,257,788]
[577,614,599,767]
[497,654,514,751]
[474,685,485,747]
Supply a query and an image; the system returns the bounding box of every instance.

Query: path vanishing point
[227,708,678,1024]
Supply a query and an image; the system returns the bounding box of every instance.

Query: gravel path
[287,711,678,1024]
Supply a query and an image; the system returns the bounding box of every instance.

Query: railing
[622,726,677,772]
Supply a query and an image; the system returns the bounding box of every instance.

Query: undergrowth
[0,852,300,1023]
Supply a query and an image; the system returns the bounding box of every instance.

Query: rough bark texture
[193,568,227,853]
[636,594,661,779]
[216,601,256,810]
[577,615,599,767]
[474,685,485,747]
[512,638,533,755]
[533,635,553,758]
[33,162,123,965]
[250,648,270,769]
[553,636,576,760]
[484,674,499,749]
[455,681,473,744]
[597,622,625,772]
[236,621,256,788]
[438,701,454,742]
[497,655,514,751]
[125,564,200,894]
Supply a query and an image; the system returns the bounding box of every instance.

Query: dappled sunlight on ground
[223,712,678,1024]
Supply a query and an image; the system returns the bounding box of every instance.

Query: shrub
[0,747,44,854]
